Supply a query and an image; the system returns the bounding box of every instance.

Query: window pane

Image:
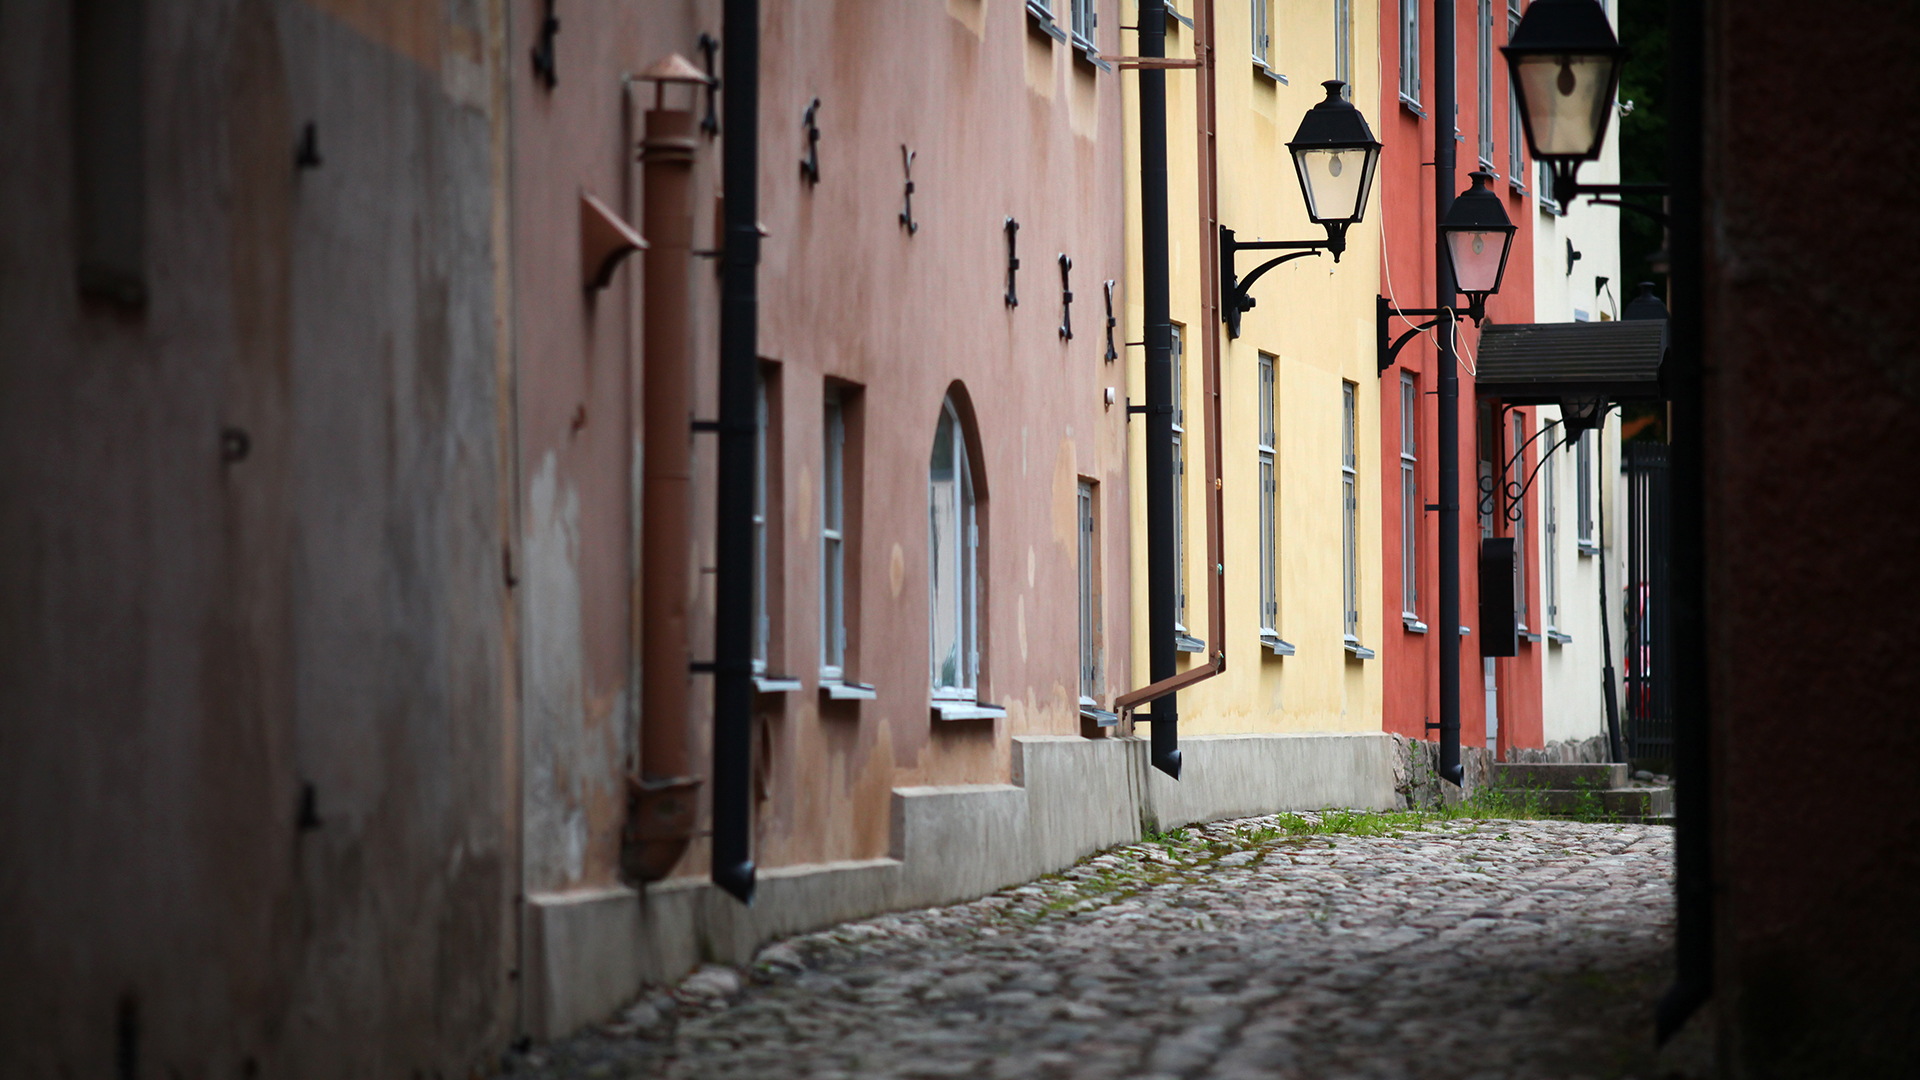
[1261,456,1276,631]
[1172,326,1186,631]
[1173,430,1186,629]
[1335,0,1351,92]
[1401,0,1420,101]
[1508,3,1525,181]
[1343,383,1358,638]
[1259,355,1277,633]
[1478,0,1493,164]
[929,408,960,689]
[963,461,976,689]
[1078,482,1097,697]
[1513,413,1528,624]
[1577,430,1594,542]
[754,373,769,669]
[1546,422,1558,626]
[1401,371,1418,618]
[822,394,844,671]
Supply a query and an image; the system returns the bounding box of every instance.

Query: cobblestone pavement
[503,814,1711,1080]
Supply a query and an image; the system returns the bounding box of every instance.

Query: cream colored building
[1123,1,1386,740]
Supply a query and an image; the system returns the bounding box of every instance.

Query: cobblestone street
[504,814,1710,1080]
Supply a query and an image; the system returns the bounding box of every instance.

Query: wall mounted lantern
[1503,0,1663,213]
[1375,171,1518,373]
[1220,81,1381,338]
[1439,171,1518,316]
[1287,80,1383,256]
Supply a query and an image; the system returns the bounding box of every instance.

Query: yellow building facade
[1123,1,1385,737]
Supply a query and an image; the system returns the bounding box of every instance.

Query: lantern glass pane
[1291,145,1375,225]
[1512,53,1616,158]
[1446,228,1508,294]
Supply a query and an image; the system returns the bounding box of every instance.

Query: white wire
[1378,199,1478,380]
[1377,204,1435,351]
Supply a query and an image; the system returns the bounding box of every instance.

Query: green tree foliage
[1617,0,1668,301]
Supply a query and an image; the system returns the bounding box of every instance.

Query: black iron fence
[1624,441,1673,765]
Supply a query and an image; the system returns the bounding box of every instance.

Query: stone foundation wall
[1390,734,1616,809]
[1507,734,1613,765]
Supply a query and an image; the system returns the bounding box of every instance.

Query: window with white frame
[1512,411,1529,631]
[1335,0,1352,95]
[1172,324,1194,645]
[929,397,979,698]
[1400,373,1421,624]
[821,388,847,678]
[1258,354,1278,635]
[1544,420,1560,632]
[1252,0,1272,68]
[1539,160,1562,213]
[1399,0,1421,106]
[1576,428,1596,552]
[1342,381,1361,647]
[753,369,771,672]
[1478,0,1496,168]
[1071,0,1095,49]
[1077,480,1101,702]
[1507,0,1526,187]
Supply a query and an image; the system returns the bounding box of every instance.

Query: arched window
[929,397,978,698]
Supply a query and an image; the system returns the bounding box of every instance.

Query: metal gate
[1624,442,1673,764]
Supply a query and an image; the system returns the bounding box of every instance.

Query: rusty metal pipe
[624,104,702,885]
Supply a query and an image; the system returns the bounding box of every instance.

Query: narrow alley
[504,813,1706,1080]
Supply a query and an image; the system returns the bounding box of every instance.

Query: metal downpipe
[625,103,703,884]
[1434,0,1464,786]
[712,0,759,905]
[1138,0,1180,779]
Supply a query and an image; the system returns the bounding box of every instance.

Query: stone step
[1490,785,1673,819]
[1492,762,1629,790]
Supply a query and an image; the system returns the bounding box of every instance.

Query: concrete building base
[524,731,1397,1038]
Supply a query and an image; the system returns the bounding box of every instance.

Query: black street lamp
[1502,0,1662,212]
[1375,171,1518,372]
[1288,80,1383,257]
[1438,171,1518,317]
[1220,81,1381,338]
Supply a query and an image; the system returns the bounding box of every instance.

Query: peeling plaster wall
[506,0,722,900]
[0,0,517,1075]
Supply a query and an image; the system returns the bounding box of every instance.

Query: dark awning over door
[1474,319,1667,404]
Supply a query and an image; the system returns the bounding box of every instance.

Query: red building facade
[1376,0,1542,758]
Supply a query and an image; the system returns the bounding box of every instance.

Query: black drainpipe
[1434,0,1464,786]
[712,0,759,905]
[1596,474,1627,766]
[1656,0,1710,1042]
[1139,0,1179,779]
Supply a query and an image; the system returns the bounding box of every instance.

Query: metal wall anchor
[898,145,918,234]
